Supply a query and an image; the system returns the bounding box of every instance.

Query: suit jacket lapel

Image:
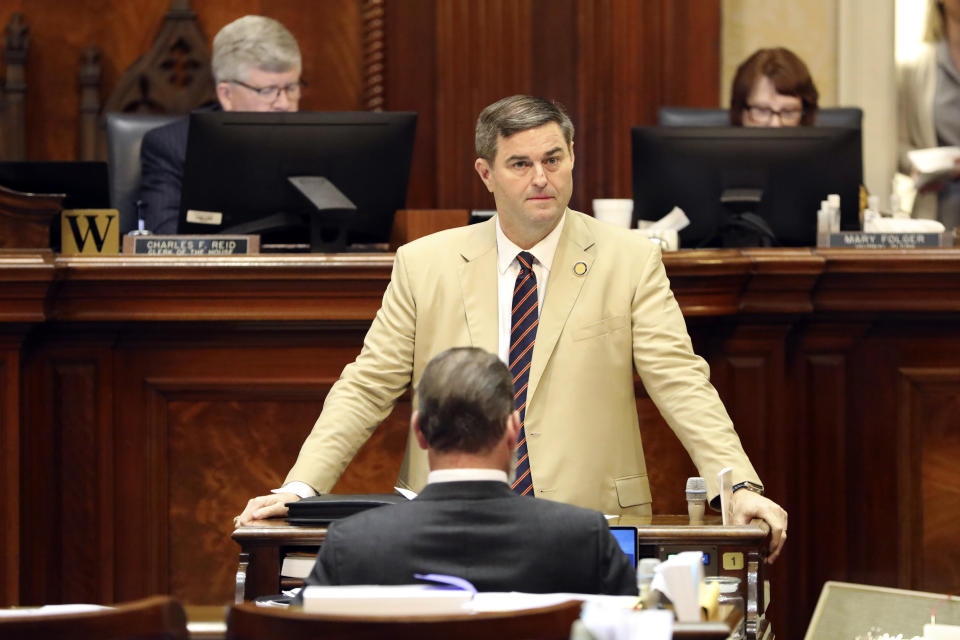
[458,217,499,354]
[529,211,596,403]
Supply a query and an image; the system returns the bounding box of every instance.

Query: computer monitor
[631,126,862,248]
[179,111,417,251]
[0,161,110,209]
[609,526,638,568]
[0,161,110,251]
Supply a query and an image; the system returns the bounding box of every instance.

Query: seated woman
[729,47,819,127]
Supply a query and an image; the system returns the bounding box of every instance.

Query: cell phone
[609,525,638,568]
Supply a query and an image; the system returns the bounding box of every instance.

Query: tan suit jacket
[285,210,761,515]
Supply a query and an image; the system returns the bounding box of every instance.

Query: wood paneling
[52,355,112,603]
[5,0,720,212]
[4,249,960,639]
[1,0,362,161]
[432,0,533,211]
[898,367,960,594]
[0,337,22,606]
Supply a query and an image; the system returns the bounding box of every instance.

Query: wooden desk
[232,514,770,640]
[612,515,770,640]
[4,248,960,639]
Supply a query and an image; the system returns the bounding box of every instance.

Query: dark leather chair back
[657,107,729,127]
[105,112,181,234]
[657,106,863,129]
[815,107,863,128]
[0,595,188,640]
[225,599,583,640]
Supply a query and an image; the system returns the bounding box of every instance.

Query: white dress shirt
[427,468,509,485]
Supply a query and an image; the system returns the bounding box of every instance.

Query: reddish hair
[729,47,819,126]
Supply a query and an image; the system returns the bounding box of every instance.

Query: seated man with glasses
[138,15,302,234]
[728,47,819,128]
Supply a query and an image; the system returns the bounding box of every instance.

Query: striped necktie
[510,251,538,496]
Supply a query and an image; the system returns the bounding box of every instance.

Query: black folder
[285,493,408,525]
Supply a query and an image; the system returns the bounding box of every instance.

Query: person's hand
[730,490,787,564]
[235,492,300,527]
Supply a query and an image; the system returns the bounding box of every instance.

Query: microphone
[686,477,707,524]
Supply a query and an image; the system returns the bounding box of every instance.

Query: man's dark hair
[475,95,575,162]
[416,347,514,453]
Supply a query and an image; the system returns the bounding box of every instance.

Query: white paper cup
[592,199,634,228]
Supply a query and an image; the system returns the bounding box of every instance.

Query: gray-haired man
[138,15,302,234]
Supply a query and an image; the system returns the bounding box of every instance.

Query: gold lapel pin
[573,261,588,276]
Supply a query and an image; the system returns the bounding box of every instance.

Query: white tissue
[650,551,704,622]
[863,217,945,233]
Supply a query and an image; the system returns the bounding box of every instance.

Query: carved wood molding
[2,12,28,160]
[0,248,957,322]
[78,47,102,161]
[362,0,386,111]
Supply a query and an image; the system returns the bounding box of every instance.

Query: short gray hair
[211,15,301,84]
[475,95,575,162]
[416,348,514,453]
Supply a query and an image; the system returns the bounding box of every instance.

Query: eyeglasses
[745,104,803,125]
[228,78,305,102]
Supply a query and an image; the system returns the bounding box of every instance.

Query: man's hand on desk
[236,492,300,526]
[730,490,788,565]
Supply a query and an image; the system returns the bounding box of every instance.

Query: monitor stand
[221,211,311,252]
[713,188,777,248]
[288,176,359,253]
[222,211,305,235]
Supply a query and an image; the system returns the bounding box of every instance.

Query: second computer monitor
[179,111,417,251]
[632,126,862,248]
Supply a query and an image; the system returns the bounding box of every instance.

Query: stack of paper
[907,146,960,189]
[302,585,473,616]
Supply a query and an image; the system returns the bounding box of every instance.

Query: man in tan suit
[239,95,787,562]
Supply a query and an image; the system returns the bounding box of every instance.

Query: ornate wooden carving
[101,0,215,116]
[2,13,28,161]
[78,47,102,161]
[362,0,386,111]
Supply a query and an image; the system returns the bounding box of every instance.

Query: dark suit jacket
[304,481,638,596]
[138,117,188,235]
[138,104,221,235]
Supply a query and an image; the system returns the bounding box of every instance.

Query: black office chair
[105,112,181,234]
[657,106,863,129]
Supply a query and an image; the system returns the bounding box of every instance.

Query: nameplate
[821,232,948,249]
[122,235,259,255]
